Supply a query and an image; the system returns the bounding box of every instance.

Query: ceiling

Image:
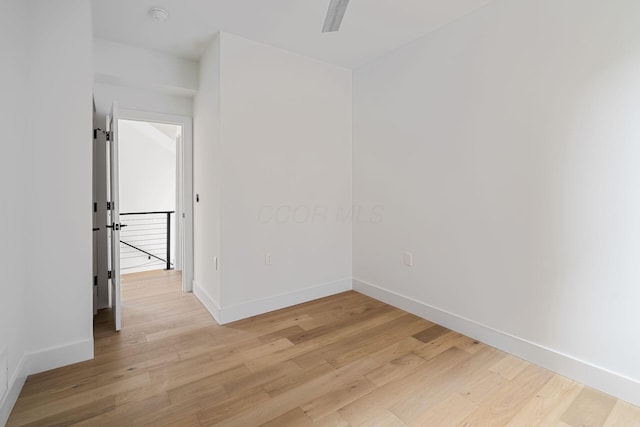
[92,0,495,69]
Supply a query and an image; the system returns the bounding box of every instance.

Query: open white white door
[107,102,122,331]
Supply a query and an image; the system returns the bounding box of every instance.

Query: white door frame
[118,108,194,293]
[107,102,122,331]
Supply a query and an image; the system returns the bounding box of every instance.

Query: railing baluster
[166,212,171,271]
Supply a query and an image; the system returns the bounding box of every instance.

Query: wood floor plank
[6,270,640,426]
[365,352,425,387]
[195,389,272,426]
[389,346,500,423]
[243,307,409,373]
[287,304,398,345]
[411,331,467,361]
[72,393,171,427]
[604,401,640,427]
[210,357,380,426]
[260,407,313,427]
[263,361,335,397]
[368,336,423,365]
[489,354,530,380]
[9,372,150,425]
[455,370,507,406]
[321,314,431,368]
[11,376,98,411]
[300,377,378,422]
[561,387,617,427]
[21,395,116,427]
[412,324,450,344]
[167,364,245,405]
[338,347,473,426]
[257,325,306,344]
[506,375,583,426]
[458,364,555,426]
[409,393,477,427]
[312,411,351,427]
[223,360,301,397]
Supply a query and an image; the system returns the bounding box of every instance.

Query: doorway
[118,119,180,274]
[117,109,194,295]
[93,108,194,332]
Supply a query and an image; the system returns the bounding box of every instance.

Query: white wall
[194,33,352,322]
[220,33,353,311]
[353,0,640,406]
[94,83,194,120]
[193,34,222,307]
[25,0,94,370]
[93,39,198,121]
[1,0,93,422]
[119,121,177,213]
[0,1,30,422]
[94,38,198,97]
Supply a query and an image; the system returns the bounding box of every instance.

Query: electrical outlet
[265,252,272,266]
[403,251,413,267]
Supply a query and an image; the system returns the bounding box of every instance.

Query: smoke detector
[149,7,169,22]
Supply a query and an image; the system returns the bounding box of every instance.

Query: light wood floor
[8,270,640,426]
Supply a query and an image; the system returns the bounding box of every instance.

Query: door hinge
[93,202,97,213]
[93,276,98,286]
[108,270,112,279]
[94,128,107,140]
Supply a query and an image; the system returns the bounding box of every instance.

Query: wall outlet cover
[403,251,413,267]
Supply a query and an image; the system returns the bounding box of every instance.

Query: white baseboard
[0,337,94,426]
[353,278,640,408]
[0,356,26,427]
[24,337,94,377]
[193,280,222,324]
[194,278,353,325]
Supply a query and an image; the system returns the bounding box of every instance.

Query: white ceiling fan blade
[322,0,350,32]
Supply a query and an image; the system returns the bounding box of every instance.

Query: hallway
[7,271,640,426]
